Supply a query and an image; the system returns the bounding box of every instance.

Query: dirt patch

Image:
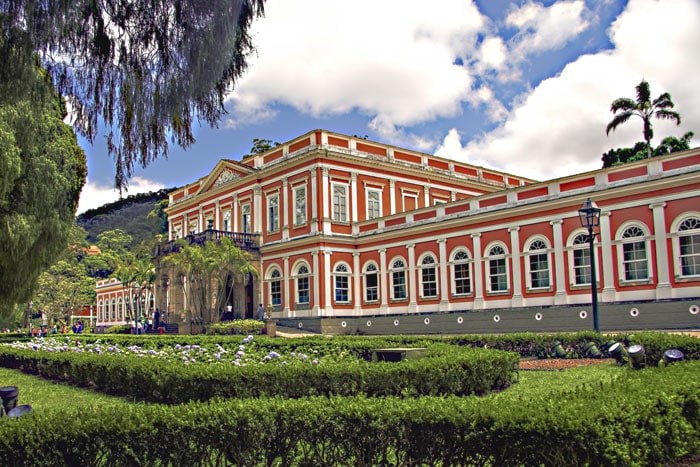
[518,358,616,370]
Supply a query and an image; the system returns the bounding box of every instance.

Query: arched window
[223,211,231,232]
[619,225,649,281]
[526,238,550,290]
[451,249,472,296]
[487,244,509,293]
[268,268,282,306]
[294,264,311,306]
[363,263,379,302]
[117,297,124,321]
[111,298,116,321]
[418,254,438,298]
[676,216,700,277]
[333,263,351,303]
[390,258,407,301]
[571,233,593,286]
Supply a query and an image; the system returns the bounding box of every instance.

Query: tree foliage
[0,0,266,190]
[242,138,281,158]
[606,79,681,155]
[163,237,257,328]
[0,65,87,317]
[602,132,695,168]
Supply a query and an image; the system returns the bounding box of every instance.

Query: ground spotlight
[663,349,684,365]
[627,344,646,369]
[608,342,627,365]
[551,341,567,358]
[584,341,603,358]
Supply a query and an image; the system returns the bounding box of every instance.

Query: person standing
[257,303,265,321]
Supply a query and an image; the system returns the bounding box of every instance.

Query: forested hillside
[76,189,173,248]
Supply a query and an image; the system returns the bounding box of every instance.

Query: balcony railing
[155,230,261,256]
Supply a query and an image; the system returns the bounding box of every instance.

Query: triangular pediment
[198,159,255,194]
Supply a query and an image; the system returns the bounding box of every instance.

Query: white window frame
[241,203,251,234]
[567,230,599,288]
[671,213,700,280]
[615,222,652,284]
[223,211,231,232]
[293,185,307,226]
[333,262,352,304]
[485,242,510,294]
[332,182,348,222]
[524,237,552,291]
[390,257,408,301]
[366,188,382,220]
[266,267,283,307]
[450,248,472,297]
[418,253,438,299]
[363,262,379,303]
[267,193,279,233]
[294,263,311,306]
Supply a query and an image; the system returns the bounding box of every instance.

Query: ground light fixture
[551,341,567,358]
[584,341,603,358]
[578,198,601,332]
[662,349,684,365]
[608,342,628,365]
[627,344,646,369]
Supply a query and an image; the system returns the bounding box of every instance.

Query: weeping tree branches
[0,0,266,191]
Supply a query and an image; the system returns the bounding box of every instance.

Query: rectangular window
[365,273,378,302]
[367,189,381,220]
[268,195,279,232]
[335,276,349,302]
[333,184,347,222]
[489,258,508,292]
[241,204,251,234]
[680,234,700,276]
[454,263,471,295]
[294,186,307,226]
[623,241,648,280]
[573,249,591,285]
[529,253,550,288]
[392,271,407,300]
[270,280,281,306]
[421,267,437,297]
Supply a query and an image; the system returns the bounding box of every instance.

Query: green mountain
[76,189,174,248]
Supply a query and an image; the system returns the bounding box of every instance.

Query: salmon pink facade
[151,130,700,334]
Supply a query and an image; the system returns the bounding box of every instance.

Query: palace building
[96,129,700,334]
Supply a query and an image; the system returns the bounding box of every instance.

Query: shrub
[206,319,264,335]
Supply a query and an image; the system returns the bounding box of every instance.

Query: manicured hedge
[0,361,698,466]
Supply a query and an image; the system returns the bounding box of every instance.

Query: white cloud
[228,0,487,140]
[77,176,165,215]
[436,0,700,181]
[506,1,590,59]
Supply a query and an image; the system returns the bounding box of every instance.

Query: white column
[322,167,331,234]
[650,201,672,298]
[312,251,321,316]
[550,219,567,304]
[282,256,294,318]
[353,252,361,314]
[438,238,449,310]
[407,243,417,312]
[310,170,318,235]
[282,178,289,240]
[379,248,388,314]
[253,187,262,234]
[509,226,523,307]
[322,250,332,316]
[232,195,239,234]
[423,186,430,208]
[215,200,220,230]
[351,172,358,223]
[389,179,396,215]
[472,233,484,309]
[198,207,203,233]
[599,211,616,302]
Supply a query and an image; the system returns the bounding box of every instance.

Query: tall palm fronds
[606,79,681,157]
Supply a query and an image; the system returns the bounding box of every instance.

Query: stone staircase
[145,323,179,335]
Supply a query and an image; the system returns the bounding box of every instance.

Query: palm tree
[606,79,681,157]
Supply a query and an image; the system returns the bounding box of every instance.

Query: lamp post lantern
[578,198,601,332]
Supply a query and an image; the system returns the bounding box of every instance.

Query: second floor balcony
[154,230,261,257]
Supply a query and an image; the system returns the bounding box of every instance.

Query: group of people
[130,309,163,334]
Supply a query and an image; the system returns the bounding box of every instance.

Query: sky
[75,0,700,214]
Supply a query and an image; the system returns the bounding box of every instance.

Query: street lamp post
[578,198,602,332]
